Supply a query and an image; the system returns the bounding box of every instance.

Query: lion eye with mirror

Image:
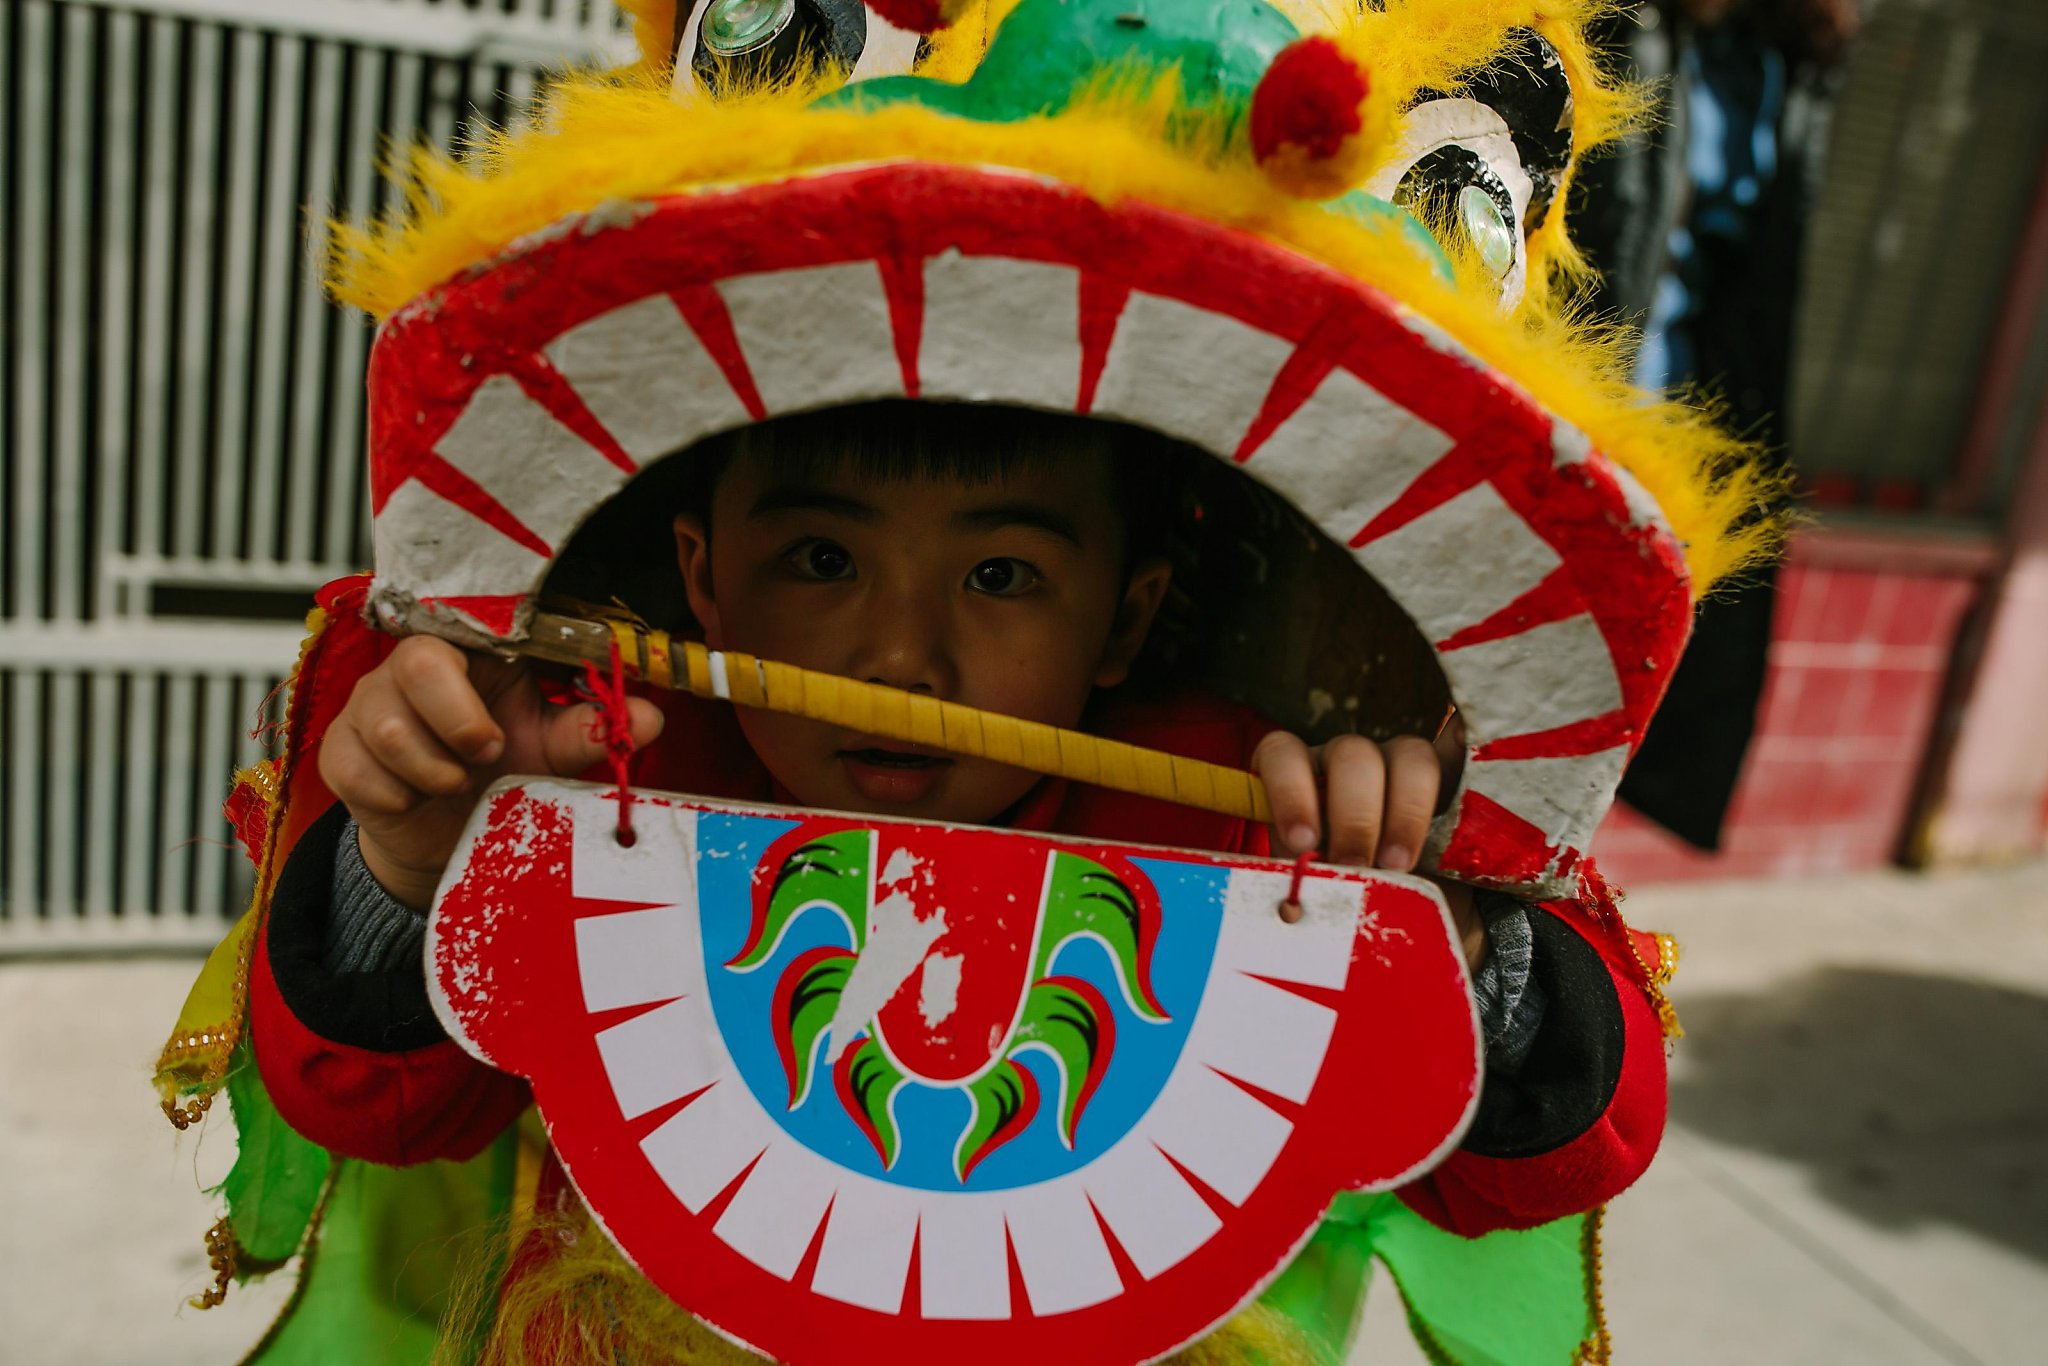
[1367,28,1576,309]
[671,0,922,96]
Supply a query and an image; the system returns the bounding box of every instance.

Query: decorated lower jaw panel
[427,777,1483,1366]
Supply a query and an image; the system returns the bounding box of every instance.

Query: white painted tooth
[718,262,904,415]
[640,1078,776,1213]
[578,904,705,1015]
[920,253,1083,408]
[811,1175,921,1313]
[1355,483,1561,642]
[1146,1064,1292,1207]
[1091,292,1293,455]
[1004,1180,1123,1314]
[1217,868,1360,989]
[1183,972,1337,1106]
[918,1193,1010,1321]
[1084,1137,1223,1280]
[1463,746,1633,854]
[373,478,547,605]
[1246,364,1453,539]
[713,1136,841,1280]
[433,373,631,556]
[1439,614,1623,744]
[544,293,755,467]
[594,993,727,1121]
[571,797,694,904]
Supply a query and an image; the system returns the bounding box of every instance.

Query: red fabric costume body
[247,582,1666,1239]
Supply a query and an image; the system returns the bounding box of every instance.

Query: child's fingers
[1375,735,1441,871]
[1251,730,1321,854]
[1320,735,1386,866]
[355,702,474,798]
[388,636,506,764]
[625,697,666,752]
[319,720,429,817]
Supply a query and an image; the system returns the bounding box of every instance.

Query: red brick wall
[1593,529,1997,884]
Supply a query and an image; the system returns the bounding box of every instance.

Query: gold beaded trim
[160,920,258,1132]
[1592,883,1683,1043]
[1574,1204,1613,1364]
[1649,932,1681,985]
[191,1217,238,1309]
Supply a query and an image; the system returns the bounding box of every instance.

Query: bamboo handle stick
[520,610,1274,826]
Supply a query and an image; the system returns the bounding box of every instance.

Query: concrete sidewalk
[5,861,2044,1364]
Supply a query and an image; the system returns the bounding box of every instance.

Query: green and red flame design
[730,820,1169,1180]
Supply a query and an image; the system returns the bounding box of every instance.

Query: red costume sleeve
[1073,694,1668,1236]
[250,802,531,1165]
[1396,898,1668,1234]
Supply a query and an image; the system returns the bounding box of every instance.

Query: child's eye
[967,558,1039,597]
[786,539,855,581]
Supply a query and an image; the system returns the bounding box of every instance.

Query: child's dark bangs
[737,401,1106,488]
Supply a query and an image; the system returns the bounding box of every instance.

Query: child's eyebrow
[747,486,883,522]
[952,501,1084,546]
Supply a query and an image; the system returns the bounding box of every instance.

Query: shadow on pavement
[1670,966,2048,1265]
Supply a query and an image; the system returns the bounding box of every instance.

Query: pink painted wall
[1925,396,2048,863]
[1593,528,1997,885]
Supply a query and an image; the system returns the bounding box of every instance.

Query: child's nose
[846,586,958,699]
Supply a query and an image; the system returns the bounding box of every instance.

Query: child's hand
[1251,726,1486,969]
[318,636,665,911]
[1252,730,1455,872]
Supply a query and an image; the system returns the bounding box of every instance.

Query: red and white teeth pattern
[370,188,1684,896]
[558,791,1356,1321]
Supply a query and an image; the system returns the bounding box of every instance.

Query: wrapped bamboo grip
[522,611,1274,825]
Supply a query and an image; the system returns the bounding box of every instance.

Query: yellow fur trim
[328,70,1778,590]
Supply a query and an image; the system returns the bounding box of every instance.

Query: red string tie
[1279,849,1314,923]
[578,637,638,847]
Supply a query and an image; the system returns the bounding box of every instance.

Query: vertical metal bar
[51,1,96,625]
[45,669,81,927]
[287,39,346,566]
[246,32,305,569]
[191,671,233,923]
[131,15,183,566]
[0,0,12,614]
[84,672,121,922]
[425,53,461,157]
[0,672,11,922]
[121,671,158,916]
[464,52,503,141]
[322,43,389,568]
[504,63,537,131]
[210,27,267,564]
[6,674,40,922]
[156,672,198,920]
[12,1,54,620]
[94,8,140,620]
[171,21,224,561]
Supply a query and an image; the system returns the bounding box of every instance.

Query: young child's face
[675,448,1169,825]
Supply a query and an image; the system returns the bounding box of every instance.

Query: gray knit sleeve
[1468,891,1547,1073]
[324,817,430,976]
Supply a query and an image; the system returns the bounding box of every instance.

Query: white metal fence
[1,0,628,951]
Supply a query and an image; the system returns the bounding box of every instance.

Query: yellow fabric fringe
[327,3,1783,593]
[437,1199,1322,1366]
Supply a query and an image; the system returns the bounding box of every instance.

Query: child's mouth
[838,746,951,804]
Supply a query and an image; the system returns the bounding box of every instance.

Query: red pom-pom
[864,0,960,34]
[1251,36,1383,199]
[1251,36,1369,162]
